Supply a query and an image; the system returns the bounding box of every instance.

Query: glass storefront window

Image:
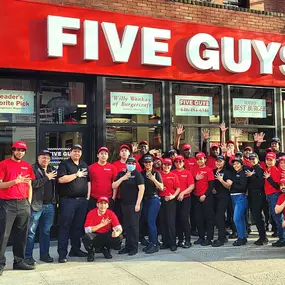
[0,126,36,164]
[172,83,221,125]
[0,78,36,123]
[106,79,162,124]
[106,126,162,162]
[230,86,274,126]
[39,81,86,124]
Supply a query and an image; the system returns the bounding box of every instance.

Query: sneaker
[271,232,278,238]
[233,238,246,246]
[143,243,153,252]
[177,240,183,247]
[102,248,112,259]
[254,238,269,246]
[170,245,177,252]
[25,258,36,266]
[201,240,212,246]
[13,261,35,270]
[87,250,94,262]
[229,232,238,239]
[182,241,192,248]
[194,238,205,245]
[140,237,149,247]
[273,240,285,247]
[69,249,88,257]
[40,254,54,263]
[145,245,159,254]
[212,240,224,247]
[128,249,138,256]
[159,244,169,250]
[58,257,67,263]
[118,247,130,255]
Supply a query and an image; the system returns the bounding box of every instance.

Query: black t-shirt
[43,179,54,204]
[115,169,144,205]
[57,158,89,198]
[141,170,162,199]
[213,168,232,196]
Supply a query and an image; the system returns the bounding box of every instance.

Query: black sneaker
[140,237,149,247]
[273,240,285,247]
[40,254,54,263]
[212,240,224,247]
[118,247,130,255]
[170,245,177,252]
[25,257,36,266]
[13,261,35,270]
[145,245,159,254]
[128,249,138,256]
[229,232,238,239]
[87,250,94,262]
[159,244,169,250]
[69,249,88,257]
[201,240,212,246]
[182,241,192,248]
[177,240,183,247]
[271,232,278,238]
[233,238,245,246]
[194,238,205,245]
[58,257,67,263]
[102,248,112,259]
[254,238,269,246]
[143,243,153,252]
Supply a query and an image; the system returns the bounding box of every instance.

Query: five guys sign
[1,0,285,86]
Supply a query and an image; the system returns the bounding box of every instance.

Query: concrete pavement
[1,233,285,285]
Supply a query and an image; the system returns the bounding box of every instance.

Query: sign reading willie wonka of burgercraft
[232,98,266,118]
[0,90,34,114]
[47,148,71,169]
[175,95,213,117]
[110,92,153,115]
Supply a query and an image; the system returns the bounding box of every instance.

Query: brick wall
[27,0,285,34]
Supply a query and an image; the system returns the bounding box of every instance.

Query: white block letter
[84,20,98,61]
[279,46,285,75]
[252,40,281,74]
[141,27,171,66]
[47,15,80,58]
[221,37,252,73]
[102,22,139,63]
[186,33,219,70]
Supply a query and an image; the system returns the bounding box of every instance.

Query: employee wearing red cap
[83,197,123,261]
[181,144,197,171]
[275,179,285,228]
[263,152,285,246]
[159,158,180,251]
[57,144,89,263]
[172,155,194,248]
[88,147,117,211]
[192,152,215,246]
[0,141,35,275]
[278,156,285,178]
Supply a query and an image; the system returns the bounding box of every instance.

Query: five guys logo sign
[47,15,285,76]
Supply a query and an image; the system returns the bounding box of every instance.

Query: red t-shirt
[184,157,197,171]
[277,193,285,216]
[192,166,215,196]
[84,208,120,234]
[160,172,180,197]
[264,166,281,195]
[0,158,35,200]
[206,156,216,170]
[243,158,251,168]
[89,162,118,199]
[172,169,194,198]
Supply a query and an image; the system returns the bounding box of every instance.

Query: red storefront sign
[1,0,285,86]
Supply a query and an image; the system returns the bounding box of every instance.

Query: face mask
[127,164,136,172]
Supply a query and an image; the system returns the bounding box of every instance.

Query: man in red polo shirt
[181,144,197,171]
[83,197,123,261]
[192,152,215,246]
[88,147,117,211]
[0,141,35,275]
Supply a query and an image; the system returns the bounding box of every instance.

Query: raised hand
[195,173,204,181]
[15,174,31,184]
[263,171,270,179]
[219,123,228,133]
[254,132,266,145]
[132,142,138,153]
[46,170,57,180]
[215,172,224,182]
[76,169,88,178]
[245,170,255,177]
[176,124,185,136]
[201,129,210,140]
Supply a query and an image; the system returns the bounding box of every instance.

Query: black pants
[194,195,214,240]
[121,204,141,250]
[215,194,229,241]
[176,196,191,242]
[0,199,30,269]
[159,198,176,246]
[57,197,88,258]
[82,232,122,251]
[249,191,266,239]
[88,197,115,212]
[190,197,197,232]
[114,198,124,227]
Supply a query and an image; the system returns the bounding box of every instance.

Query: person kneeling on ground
[83,197,123,261]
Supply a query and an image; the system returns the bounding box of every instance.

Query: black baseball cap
[143,155,153,162]
[168,148,177,155]
[216,155,225,161]
[249,153,258,159]
[126,156,136,163]
[271,137,281,144]
[235,151,243,157]
[71,144,82,150]
[232,158,243,165]
[38,149,52,157]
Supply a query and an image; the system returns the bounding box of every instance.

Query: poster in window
[232,98,266,118]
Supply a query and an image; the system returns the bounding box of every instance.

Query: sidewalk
[1,234,285,285]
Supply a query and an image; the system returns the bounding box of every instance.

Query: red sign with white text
[1,0,285,86]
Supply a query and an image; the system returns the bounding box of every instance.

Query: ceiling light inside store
[81,115,87,118]
[77,104,87,108]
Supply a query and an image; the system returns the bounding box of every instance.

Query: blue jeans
[231,194,248,239]
[25,204,55,259]
[266,192,285,241]
[143,196,160,245]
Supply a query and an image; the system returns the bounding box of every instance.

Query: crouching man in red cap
[83,197,123,261]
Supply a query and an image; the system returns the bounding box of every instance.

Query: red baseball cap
[120,144,130,151]
[98,147,109,153]
[210,143,219,149]
[244,146,253,152]
[182,144,191,151]
[162,158,172,165]
[12,141,27,150]
[266,152,276,160]
[139,140,148,145]
[196,152,206,159]
[279,156,285,162]
[174,155,184,162]
[266,147,273,153]
[97,197,109,204]
[227,140,235,145]
[280,179,285,184]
